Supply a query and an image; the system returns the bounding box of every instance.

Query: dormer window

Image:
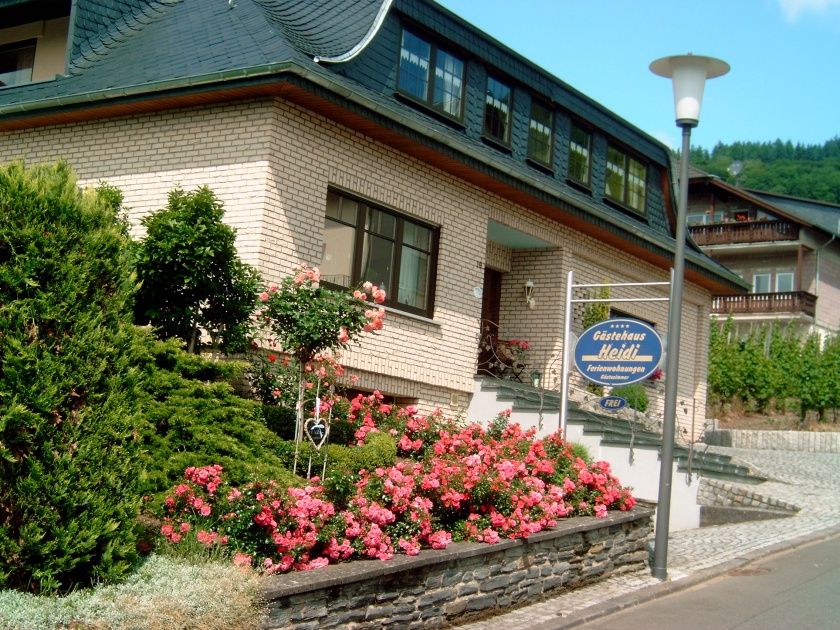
[605,144,647,215]
[0,40,35,88]
[0,0,71,88]
[397,29,464,121]
[483,75,512,146]
[568,124,592,187]
[527,98,553,167]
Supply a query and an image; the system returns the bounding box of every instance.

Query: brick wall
[0,97,713,428]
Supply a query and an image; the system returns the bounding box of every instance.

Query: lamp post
[649,54,729,580]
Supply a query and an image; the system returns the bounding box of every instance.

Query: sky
[436,0,840,151]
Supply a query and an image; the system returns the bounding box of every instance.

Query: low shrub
[135,337,296,506]
[610,384,649,413]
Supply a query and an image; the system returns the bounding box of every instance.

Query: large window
[483,75,512,145]
[0,40,35,88]
[568,124,591,186]
[322,190,438,316]
[397,29,464,121]
[605,145,647,214]
[527,98,553,166]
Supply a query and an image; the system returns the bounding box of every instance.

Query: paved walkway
[456,447,840,629]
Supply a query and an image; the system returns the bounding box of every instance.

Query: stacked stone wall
[261,508,652,629]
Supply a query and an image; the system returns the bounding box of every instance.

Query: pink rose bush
[157,400,636,574]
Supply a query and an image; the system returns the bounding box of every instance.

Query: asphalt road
[578,533,840,630]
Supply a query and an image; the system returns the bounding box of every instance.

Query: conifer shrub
[0,162,144,594]
[134,337,296,505]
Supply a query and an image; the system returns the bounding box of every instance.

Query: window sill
[526,157,554,175]
[480,134,512,153]
[602,196,648,221]
[393,91,466,130]
[566,178,593,195]
[382,304,441,328]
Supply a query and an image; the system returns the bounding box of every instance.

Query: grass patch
[0,555,265,630]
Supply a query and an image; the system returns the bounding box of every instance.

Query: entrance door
[477,267,502,375]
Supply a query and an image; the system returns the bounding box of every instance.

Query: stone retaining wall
[704,429,840,453]
[697,478,799,513]
[260,508,653,629]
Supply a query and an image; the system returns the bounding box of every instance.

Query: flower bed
[155,399,637,574]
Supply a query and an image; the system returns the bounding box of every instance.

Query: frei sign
[574,318,663,386]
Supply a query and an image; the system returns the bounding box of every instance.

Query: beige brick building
[0,0,746,439]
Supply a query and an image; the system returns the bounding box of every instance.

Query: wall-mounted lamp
[530,370,542,389]
[524,279,536,309]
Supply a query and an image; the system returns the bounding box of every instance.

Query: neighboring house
[0,0,746,438]
[688,170,840,337]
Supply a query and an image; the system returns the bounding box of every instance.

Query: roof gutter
[0,60,744,291]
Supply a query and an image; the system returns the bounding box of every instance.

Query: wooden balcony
[712,291,817,317]
[689,220,799,246]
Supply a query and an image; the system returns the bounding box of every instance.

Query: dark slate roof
[0,0,744,291]
[749,190,840,237]
[253,0,389,60]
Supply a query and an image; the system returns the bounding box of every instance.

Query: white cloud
[779,0,840,22]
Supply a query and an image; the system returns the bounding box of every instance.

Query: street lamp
[649,54,729,580]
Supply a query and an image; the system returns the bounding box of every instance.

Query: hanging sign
[574,318,663,386]
[598,396,627,412]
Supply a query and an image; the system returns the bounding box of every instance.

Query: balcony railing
[689,220,799,246]
[712,291,817,317]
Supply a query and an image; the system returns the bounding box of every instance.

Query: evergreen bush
[0,162,144,593]
[134,337,296,503]
[134,186,261,354]
[610,384,649,413]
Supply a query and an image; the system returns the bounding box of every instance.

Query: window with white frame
[752,273,771,293]
[775,271,794,293]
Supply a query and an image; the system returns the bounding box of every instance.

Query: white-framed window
[752,273,771,293]
[775,271,794,293]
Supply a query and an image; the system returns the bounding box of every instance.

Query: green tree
[707,317,740,405]
[134,186,261,354]
[796,334,826,422]
[0,162,144,593]
[740,326,773,412]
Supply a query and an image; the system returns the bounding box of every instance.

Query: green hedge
[0,163,144,593]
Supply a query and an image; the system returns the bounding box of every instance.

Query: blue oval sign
[598,396,627,412]
[574,318,663,386]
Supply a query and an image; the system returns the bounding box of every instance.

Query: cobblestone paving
[457,447,840,629]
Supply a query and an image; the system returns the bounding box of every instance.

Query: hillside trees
[0,162,144,593]
[134,187,261,353]
[689,137,840,204]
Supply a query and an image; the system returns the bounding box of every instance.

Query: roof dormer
[0,0,71,88]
